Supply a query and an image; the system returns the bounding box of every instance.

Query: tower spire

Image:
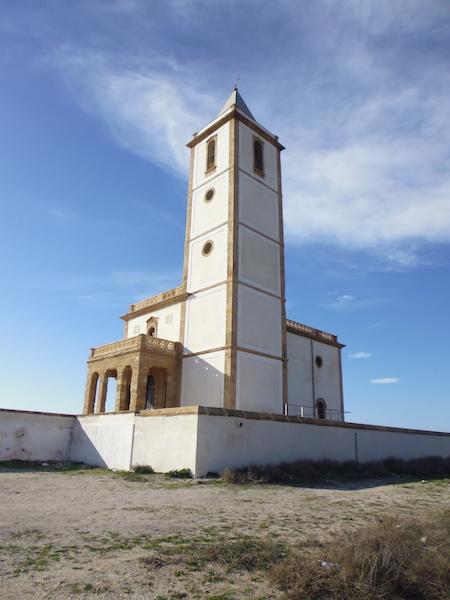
[218,88,255,120]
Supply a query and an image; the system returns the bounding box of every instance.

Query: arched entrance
[144,367,168,410]
[316,398,326,419]
[145,375,155,410]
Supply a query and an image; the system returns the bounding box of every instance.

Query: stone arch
[102,368,118,413]
[144,367,167,410]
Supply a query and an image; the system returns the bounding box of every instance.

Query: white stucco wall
[187,224,228,293]
[126,302,182,342]
[0,409,75,462]
[132,414,198,474]
[239,226,280,295]
[236,352,284,413]
[238,122,278,192]
[2,410,448,478]
[180,351,225,407]
[69,413,135,470]
[287,333,343,419]
[183,285,227,354]
[190,171,229,238]
[239,171,279,241]
[194,414,450,477]
[287,333,314,412]
[312,340,343,418]
[237,285,282,357]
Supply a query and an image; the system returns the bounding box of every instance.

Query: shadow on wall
[68,414,135,470]
[68,423,108,468]
[180,349,227,409]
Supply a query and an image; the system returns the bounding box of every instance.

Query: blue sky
[1,0,449,431]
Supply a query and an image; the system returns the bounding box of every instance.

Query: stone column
[166,362,180,408]
[115,368,127,412]
[130,368,147,412]
[95,375,108,414]
[83,370,98,414]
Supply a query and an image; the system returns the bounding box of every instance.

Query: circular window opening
[202,240,214,256]
[204,188,215,202]
[315,355,323,368]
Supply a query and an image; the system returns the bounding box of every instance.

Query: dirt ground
[0,466,448,600]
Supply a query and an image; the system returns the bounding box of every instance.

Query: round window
[204,188,215,202]
[315,355,323,368]
[202,240,214,256]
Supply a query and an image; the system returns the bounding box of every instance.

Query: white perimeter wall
[70,413,135,470]
[0,410,75,462]
[1,410,449,478]
[132,414,197,474]
[195,414,450,477]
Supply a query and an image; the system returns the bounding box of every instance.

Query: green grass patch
[166,468,193,479]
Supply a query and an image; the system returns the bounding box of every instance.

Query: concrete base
[1,407,449,477]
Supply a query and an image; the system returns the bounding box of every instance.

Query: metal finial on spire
[234,75,240,90]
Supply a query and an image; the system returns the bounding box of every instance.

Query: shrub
[271,510,450,600]
[166,468,193,479]
[221,456,450,485]
[133,465,154,474]
[203,536,286,572]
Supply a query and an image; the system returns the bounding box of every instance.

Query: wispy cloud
[324,294,380,312]
[371,377,400,384]
[348,352,372,359]
[28,0,450,264]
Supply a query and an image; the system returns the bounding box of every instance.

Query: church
[2,90,448,475]
[83,89,345,421]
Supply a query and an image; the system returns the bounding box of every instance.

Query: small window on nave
[253,138,264,175]
[206,137,216,173]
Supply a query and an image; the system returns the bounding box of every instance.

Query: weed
[166,468,193,479]
[134,464,155,474]
[222,456,450,484]
[271,509,450,600]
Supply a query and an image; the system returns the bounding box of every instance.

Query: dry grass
[271,509,450,600]
[222,456,450,484]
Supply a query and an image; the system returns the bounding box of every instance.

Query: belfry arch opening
[206,137,216,173]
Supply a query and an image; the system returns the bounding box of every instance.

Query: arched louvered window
[253,138,264,175]
[206,137,216,173]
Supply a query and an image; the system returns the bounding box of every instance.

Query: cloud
[371,377,400,384]
[348,352,372,359]
[324,294,380,311]
[35,1,450,264]
[54,49,215,176]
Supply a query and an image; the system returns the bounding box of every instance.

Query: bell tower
[179,89,287,413]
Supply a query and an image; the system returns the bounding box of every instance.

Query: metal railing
[285,403,348,421]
